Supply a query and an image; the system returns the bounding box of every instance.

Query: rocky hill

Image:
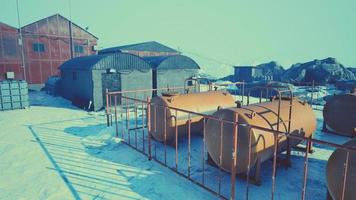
[203,57,356,85]
[282,57,355,84]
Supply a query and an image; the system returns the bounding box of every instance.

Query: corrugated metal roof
[0,22,18,30]
[98,41,179,54]
[143,55,200,70]
[97,47,122,54]
[59,53,151,71]
[22,14,98,39]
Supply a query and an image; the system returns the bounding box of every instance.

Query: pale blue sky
[1,0,355,76]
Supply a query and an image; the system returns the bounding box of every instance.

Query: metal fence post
[114,95,118,137]
[202,117,206,185]
[188,113,191,178]
[146,97,152,160]
[301,140,311,200]
[230,113,238,200]
[311,80,315,108]
[105,88,110,127]
[340,151,350,200]
[218,120,224,197]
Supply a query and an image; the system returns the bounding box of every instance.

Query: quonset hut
[59,41,201,111]
[99,41,200,94]
[59,53,151,111]
[143,55,200,94]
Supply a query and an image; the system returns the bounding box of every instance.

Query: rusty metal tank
[323,91,356,137]
[206,98,316,174]
[326,138,356,200]
[149,91,236,143]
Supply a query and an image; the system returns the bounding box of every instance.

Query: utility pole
[68,0,74,59]
[16,0,26,81]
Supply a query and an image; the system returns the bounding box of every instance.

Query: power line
[179,48,236,66]
[68,0,74,58]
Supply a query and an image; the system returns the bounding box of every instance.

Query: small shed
[59,53,151,111]
[143,55,200,94]
[234,66,263,82]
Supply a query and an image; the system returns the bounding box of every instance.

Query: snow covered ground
[0,92,216,200]
[0,91,351,200]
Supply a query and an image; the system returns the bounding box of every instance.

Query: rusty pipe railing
[105,87,356,200]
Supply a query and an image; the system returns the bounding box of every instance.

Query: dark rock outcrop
[256,61,285,81]
[348,67,356,76]
[282,57,356,84]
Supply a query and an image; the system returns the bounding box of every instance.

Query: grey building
[234,66,264,82]
[143,55,200,94]
[59,53,152,111]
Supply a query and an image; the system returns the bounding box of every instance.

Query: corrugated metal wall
[91,69,152,111]
[156,69,198,93]
[0,14,98,84]
[21,14,97,84]
[60,53,152,111]
[60,69,93,108]
[0,23,23,80]
[59,48,200,111]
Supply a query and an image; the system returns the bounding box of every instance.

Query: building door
[152,70,157,96]
[102,73,121,104]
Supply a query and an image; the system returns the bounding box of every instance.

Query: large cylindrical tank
[323,92,356,137]
[150,91,236,142]
[326,138,356,200]
[206,98,316,174]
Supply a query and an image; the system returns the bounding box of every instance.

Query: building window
[72,72,77,80]
[32,43,45,52]
[74,45,84,54]
[3,37,18,57]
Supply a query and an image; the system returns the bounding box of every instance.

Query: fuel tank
[326,138,356,200]
[323,91,356,137]
[205,98,316,173]
[150,91,236,142]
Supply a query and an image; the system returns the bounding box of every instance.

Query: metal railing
[104,85,356,200]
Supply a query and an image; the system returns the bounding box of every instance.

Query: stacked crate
[0,80,29,111]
